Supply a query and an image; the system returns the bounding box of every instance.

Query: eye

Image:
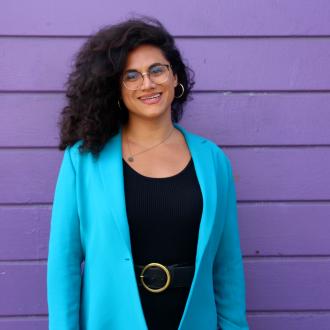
[124,71,140,81]
[149,65,165,76]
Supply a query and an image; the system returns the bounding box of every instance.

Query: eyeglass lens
[123,64,170,90]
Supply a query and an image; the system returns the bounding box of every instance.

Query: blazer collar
[97,123,218,270]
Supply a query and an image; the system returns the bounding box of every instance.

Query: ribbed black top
[123,157,203,330]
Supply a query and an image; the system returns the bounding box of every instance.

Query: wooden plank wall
[0,1,330,329]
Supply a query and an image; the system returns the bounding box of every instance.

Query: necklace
[125,126,175,162]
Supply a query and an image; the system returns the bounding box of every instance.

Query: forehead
[124,44,168,70]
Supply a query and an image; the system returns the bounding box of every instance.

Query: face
[120,44,178,121]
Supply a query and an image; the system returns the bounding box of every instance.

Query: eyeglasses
[122,64,171,90]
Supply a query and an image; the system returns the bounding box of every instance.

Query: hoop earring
[175,83,185,99]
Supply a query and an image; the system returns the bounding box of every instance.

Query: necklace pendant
[128,156,134,162]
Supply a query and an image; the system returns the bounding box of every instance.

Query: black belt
[134,262,195,293]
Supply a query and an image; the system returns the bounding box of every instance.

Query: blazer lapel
[174,123,221,329]
[97,127,133,256]
[174,123,218,269]
[97,123,218,269]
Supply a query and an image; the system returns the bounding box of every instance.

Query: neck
[122,118,175,146]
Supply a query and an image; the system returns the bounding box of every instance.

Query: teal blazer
[47,123,249,330]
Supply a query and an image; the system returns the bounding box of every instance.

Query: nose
[140,72,156,90]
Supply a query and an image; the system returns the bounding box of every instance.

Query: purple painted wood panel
[1,204,330,261]
[0,319,47,330]
[1,148,330,204]
[0,94,63,147]
[0,150,60,204]
[239,204,330,256]
[0,263,47,315]
[1,315,330,330]
[1,260,330,315]
[0,207,50,260]
[226,148,330,201]
[244,259,330,310]
[1,93,330,147]
[1,38,330,91]
[248,314,330,330]
[1,0,330,36]
[1,1,330,328]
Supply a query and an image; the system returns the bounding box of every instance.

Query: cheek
[121,89,135,107]
[169,88,175,102]
[168,84,176,101]
[168,77,177,99]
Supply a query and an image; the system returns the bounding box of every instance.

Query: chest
[121,136,191,178]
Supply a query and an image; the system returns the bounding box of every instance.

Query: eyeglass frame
[121,63,173,91]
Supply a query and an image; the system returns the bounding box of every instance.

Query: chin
[142,109,168,119]
[134,103,169,114]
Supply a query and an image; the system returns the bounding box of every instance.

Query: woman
[47,17,249,330]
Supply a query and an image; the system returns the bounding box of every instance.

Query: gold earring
[175,83,184,99]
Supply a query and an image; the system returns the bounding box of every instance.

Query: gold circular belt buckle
[140,262,171,293]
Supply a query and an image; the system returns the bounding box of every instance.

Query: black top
[123,157,203,330]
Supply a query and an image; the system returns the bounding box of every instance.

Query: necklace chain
[125,127,175,162]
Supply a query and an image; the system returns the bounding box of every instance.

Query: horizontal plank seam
[0,203,52,207]
[0,314,48,319]
[2,256,330,264]
[1,145,330,150]
[244,256,330,261]
[2,311,330,319]
[2,200,330,207]
[237,200,330,203]
[1,34,330,39]
[0,260,48,264]
[3,89,330,94]
[247,310,330,315]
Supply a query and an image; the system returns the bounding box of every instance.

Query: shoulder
[183,128,236,191]
[182,126,232,169]
[62,140,85,169]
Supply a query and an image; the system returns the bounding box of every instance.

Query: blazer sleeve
[47,146,83,330]
[213,156,249,330]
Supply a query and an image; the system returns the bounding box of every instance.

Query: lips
[138,93,162,105]
[139,93,162,100]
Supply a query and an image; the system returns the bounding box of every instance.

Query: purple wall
[1,1,330,329]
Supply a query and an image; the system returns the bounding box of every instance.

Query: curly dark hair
[57,16,195,156]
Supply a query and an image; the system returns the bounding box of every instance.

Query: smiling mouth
[138,93,162,104]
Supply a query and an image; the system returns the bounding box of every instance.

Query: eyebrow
[124,62,165,73]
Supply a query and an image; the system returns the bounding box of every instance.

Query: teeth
[140,93,161,100]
